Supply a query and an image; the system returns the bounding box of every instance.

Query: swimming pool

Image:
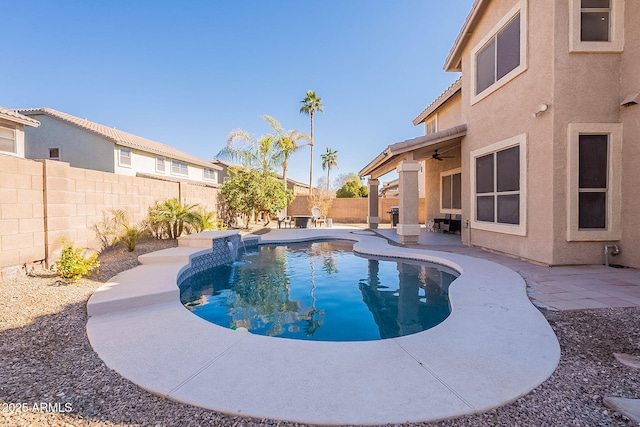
[179,240,458,341]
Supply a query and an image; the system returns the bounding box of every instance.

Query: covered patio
[359,124,466,245]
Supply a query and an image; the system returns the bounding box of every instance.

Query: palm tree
[300,90,323,195]
[217,128,278,176]
[263,115,309,189]
[321,148,338,192]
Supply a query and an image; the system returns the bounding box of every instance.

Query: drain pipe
[604,244,620,267]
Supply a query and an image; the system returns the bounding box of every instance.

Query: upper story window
[49,147,60,160]
[570,0,624,52]
[425,115,438,135]
[581,0,610,41]
[203,168,218,183]
[0,124,16,154]
[156,157,165,173]
[119,148,131,167]
[471,0,528,104]
[171,160,188,176]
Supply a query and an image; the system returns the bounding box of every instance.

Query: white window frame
[203,168,218,183]
[470,0,528,105]
[569,0,624,53]
[119,148,132,167]
[425,115,438,135]
[0,124,16,154]
[156,157,166,173]
[566,123,622,241]
[171,160,188,176]
[470,133,527,236]
[49,147,61,161]
[440,167,462,215]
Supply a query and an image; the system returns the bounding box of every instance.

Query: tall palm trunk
[309,111,314,196]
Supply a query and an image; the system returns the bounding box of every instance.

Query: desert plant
[147,198,201,239]
[55,238,100,282]
[120,224,148,252]
[93,209,128,249]
[192,207,227,232]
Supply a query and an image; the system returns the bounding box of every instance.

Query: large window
[570,0,624,52]
[476,146,520,225]
[470,0,527,103]
[567,123,622,241]
[0,125,16,153]
[471,134,527,236]
[441,169,461,213]
[476,13,521,95]
[171,160,188,176]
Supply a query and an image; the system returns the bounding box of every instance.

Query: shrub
[120,224,148,252]
[147,198,201,239]
[55,238,100,282]
[93,209,128,249]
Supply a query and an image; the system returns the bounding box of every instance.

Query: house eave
[444,0,490,72]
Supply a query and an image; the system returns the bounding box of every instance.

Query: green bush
[120,224,148,252]
[55,238,100,282]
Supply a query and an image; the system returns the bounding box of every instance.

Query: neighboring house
[0,107,40,158]
[18,108,221,184]
[360,0,639,269]
[211,159,311,195]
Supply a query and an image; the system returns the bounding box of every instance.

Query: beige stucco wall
[456,0,556,265]
[426,91,463,133]
[24,115,116,172]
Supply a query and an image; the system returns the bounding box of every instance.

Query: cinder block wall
[0,156,220,280]
[289,196,426,224]
[0,155,46,278]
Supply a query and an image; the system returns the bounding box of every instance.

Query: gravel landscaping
[1,238,639,426]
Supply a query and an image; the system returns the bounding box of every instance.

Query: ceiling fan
[430,149,455,161]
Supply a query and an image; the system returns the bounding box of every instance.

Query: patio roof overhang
[359,124,467,179]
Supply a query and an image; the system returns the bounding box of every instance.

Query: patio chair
[277,212,292,229]
[311,206,325,227]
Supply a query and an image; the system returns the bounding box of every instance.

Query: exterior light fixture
[621,93,639,107]
[532,103,549,118]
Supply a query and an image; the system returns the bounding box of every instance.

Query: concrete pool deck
[86,228,560,425]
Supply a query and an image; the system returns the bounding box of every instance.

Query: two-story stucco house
[360,0,639,269]
[18,108,221,184]
[0,107,40,158]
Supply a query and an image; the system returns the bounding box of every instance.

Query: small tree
[336,180,368,198]
[221,169,294,228]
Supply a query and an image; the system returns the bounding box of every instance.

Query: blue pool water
[179,240,458,342]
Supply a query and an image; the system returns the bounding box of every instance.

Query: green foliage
[192,207,227,232]
[55,238,100,282]
[147,198,201,239]
[120,224,148,252]
[221,169,294,228]
[336,180,368,198]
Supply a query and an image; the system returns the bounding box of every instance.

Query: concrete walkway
[374,227,640,311]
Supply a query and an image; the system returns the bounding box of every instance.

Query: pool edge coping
[86,229,561,425]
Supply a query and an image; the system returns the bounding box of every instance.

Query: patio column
[397,160,421,245]
[367,178,380,229]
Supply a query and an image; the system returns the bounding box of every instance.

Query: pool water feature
[179,240,458,341]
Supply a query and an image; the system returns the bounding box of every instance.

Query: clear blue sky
[4,1,474,186]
